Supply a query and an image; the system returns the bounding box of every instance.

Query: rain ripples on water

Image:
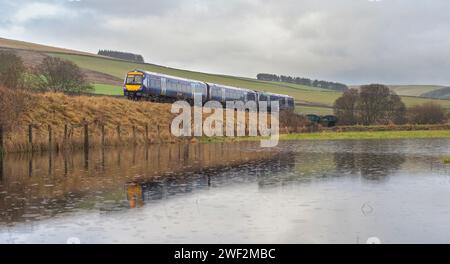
[0,139,449,243]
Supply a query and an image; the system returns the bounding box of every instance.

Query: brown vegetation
[0,86,34,132]
[407,102,447,124]
[0,51,25,89]
[0,92,308,153]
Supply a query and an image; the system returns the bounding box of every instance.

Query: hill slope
[1,37,450,114]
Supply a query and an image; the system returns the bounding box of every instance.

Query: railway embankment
[0,91,309,153]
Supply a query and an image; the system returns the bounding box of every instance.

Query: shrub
[35,57,93,93]
[0,51,25,89]
[407,102,446,124]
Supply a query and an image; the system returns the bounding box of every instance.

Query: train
[123,70,295,111]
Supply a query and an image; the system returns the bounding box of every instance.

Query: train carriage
[123,69,295,112]
[124,70,208,102]
[208,83,257,105]
[258,92,295,111]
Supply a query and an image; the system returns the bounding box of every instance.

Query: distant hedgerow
[98,50,145,63]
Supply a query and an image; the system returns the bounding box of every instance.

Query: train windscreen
[126,74,143,85]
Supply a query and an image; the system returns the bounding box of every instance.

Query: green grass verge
[200,130,450,143]
[295,105,333,115]
[93,83,122,96]
[444,157,450,164]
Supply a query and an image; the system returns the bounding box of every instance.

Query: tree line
[256,73,349,92]
[333,84,448,125]
[98,50,145,63]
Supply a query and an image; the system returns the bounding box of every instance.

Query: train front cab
[124,71,145,99]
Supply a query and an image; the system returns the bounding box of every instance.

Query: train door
[161,77,167,96]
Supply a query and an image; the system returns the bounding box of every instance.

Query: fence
[0,121,315,154]
[0,122,177,153]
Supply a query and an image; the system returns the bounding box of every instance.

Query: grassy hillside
[389,85,445,97]
[50,53,450,111]
[1,37,450,114]
[0,37,95,56]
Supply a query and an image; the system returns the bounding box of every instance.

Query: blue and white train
[123,70,295,111]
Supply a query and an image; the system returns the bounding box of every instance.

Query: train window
[126,75,143,85]
[154,79,161,88]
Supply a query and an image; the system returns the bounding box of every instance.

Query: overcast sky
[1,0,450,85]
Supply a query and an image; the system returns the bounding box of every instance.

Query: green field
[389,85,445,97]
[93,83,123,96]
[295,105,333,115]
[202,130,450,144]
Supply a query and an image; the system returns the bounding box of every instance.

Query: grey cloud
[1,0,450,85]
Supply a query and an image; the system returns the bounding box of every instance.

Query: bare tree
[333,84,406,125]
[333,88,359,125]
[407,102,446,124]
[385,92,406,124]
[35,57,93,93]
[0,51,25,89]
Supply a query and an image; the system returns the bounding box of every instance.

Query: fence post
[157,125,160,141]
[84,123,89,151]
[117,124,121,141]
[64,124,68,141]
[132,125,136,144]
[101,124,105,146]
[0,124,3,155]
[145,124,149,144]
[48,125,52,150]
[28,124,33,146]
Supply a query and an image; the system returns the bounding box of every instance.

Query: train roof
[208,83,256,93]
[130,69,207,85]
[259,91,294,98]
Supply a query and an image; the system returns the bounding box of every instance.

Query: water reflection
[0,142,276,224]
[333,141,406,182]
[0,139,449,244]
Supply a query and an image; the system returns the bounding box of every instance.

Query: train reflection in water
[126,153,296,208]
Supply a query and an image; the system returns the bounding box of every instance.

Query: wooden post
[84,123,89,151]
[0,124,3,155]
[84,123,89,169]
[145,124,149,144]
[132,125,136,145]
[101,124,105,146]
[28,124,33,145]
[64,124,68,141]
[157,125,160,138]
[48,125,52,150]
[117,124,121,141]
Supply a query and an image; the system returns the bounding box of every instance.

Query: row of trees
[98,50,144,63]
[0,51,92,93]
[257,73,348,92]
[333,84,447,125]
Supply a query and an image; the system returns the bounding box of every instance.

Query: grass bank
[201,130,450,144]
[1,92,306,153]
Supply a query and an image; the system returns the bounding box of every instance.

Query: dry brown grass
[3,92,179,152]
[1,92,309,153]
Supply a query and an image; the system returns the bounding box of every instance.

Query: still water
[0,139,449,244]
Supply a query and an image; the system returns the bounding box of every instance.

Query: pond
[0,139,449,243]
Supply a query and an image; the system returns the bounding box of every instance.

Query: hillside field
[1,37,450,114]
